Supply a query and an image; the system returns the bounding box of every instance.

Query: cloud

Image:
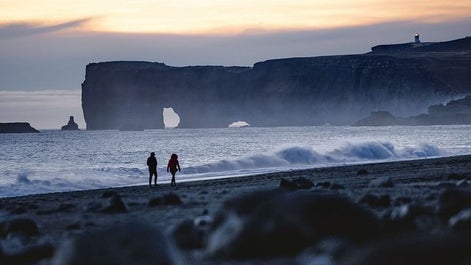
[0,18,92,39]
[0,18,470,91]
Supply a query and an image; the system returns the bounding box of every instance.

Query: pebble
[1,242,54,265]
[173,219,206,249]
[101,190,119,198]
[359,194,391,208]
[339,234,471,265]
[101,194,127,213]
[448,208,471,231]
[0,218,39,238]
[390,203,434,221]
[447,173,466,181]
[456,179,469,187]
[279,177,314,190]
[385,203,435,234]
[173,213,213,249]
[82,201,103,212]
[368,177,394,188]
[315,182,332,189]
[36,203,75,215]
[394,196,413,206]
[148,193,182,207]
[437,188,471,218]
[330,183,345,190]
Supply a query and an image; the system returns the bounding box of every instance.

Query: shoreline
[4,153,470,200]
[1,154,470,264]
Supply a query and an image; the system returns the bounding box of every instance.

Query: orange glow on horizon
[1,0,471,34]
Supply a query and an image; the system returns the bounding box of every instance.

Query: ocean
[1,125,470,198]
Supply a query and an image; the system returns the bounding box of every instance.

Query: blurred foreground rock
[52,222,183,265]
[205,190,380,259]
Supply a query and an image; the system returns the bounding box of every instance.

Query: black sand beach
[1,155,471,265]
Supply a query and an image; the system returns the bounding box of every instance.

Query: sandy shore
[1,155,471,265]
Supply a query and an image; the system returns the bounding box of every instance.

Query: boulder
[340,234,471,265]
[359,194,391,208]
[449,208,471,231]
[0,218,39,238]
[51,222,182,265]
[148,193,182,207]
[437,188,471,218]
[206,190,380,259]
[101,194,127,213]
[279,177,314,190]
[368,177,394,188]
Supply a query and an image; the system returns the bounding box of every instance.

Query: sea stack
[61,116,79,130]
[0,122,39,133]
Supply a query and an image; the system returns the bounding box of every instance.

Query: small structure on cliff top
[61,116,79,130]
[414,33,420,43]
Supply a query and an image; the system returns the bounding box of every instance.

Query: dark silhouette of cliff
[0,123,39,133]
[354,95,471,126]
[81,37,471,130]
[61,116,80,130]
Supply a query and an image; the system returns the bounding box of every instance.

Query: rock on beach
[206,190,380,259]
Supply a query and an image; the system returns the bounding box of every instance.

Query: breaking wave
[183,141,441,175]
[0,141,447,198]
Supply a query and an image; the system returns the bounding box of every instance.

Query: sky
[1,0,470,129]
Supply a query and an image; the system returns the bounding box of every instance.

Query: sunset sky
[1,0,470,128]
[2,0,471,34]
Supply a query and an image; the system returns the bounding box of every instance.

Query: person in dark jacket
[167,153,181,186]
[147,152,158,187]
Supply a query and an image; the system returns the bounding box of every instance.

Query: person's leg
[172,171,177,186]
[149,171,152,187]
[154,172,158,186]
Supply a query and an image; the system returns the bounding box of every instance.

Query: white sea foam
[0,126,470,197]
[183,141,442,175]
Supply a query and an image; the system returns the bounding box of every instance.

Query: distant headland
[81,36,471,129]
[0,122,39,133]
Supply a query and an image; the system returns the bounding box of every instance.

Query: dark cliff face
[354,95,471,126]
[81,39,471,129]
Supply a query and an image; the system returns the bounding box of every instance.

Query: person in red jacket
[167,153,181,186]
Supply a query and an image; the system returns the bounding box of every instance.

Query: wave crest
[184,141,441,174]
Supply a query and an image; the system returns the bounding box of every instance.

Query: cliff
[82,37,471,129]
[354,95,471,126]
[0,123,39,133]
